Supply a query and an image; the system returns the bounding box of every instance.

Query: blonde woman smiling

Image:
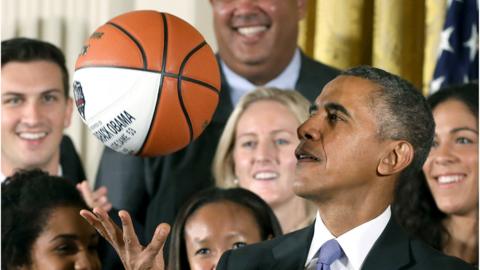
[213,87,315,233]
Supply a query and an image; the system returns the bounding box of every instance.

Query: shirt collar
[220,48,302,106]
[305,206,391,269]
[1,165,63,183]
[0,171,6,183]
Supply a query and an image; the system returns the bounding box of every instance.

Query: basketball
[73,10,221,156]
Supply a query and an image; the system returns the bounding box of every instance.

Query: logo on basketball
[73,81,86,120]
[90,31,104,39]
[79,45,90,56]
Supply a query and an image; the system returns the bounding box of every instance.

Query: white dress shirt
[220,48,302,106]
[305,206,391,270]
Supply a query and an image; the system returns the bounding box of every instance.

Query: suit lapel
[269,225,315,270]
[296,52,320,102]
[295,51,341,103]
[361,217,411,270]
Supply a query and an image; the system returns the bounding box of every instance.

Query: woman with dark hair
[167,187,282,270]
[394,82,478,265]
[81,187,282,270]
[2,169,101,270]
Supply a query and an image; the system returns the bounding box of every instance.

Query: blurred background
[2,0,477,182]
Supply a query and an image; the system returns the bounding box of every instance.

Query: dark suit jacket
[60,135,86,184]
[217,217,474,270]
[95,52,340,238]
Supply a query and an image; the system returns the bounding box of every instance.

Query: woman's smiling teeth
[437,175,465,184]
[254,171,278,180]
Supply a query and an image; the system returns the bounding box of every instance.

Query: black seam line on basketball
[107,22,148,69]
[73,66,220,95]
[135,13,168,155]
[176,41,208,144]
[160,13,168,74]
[163,73,219,94]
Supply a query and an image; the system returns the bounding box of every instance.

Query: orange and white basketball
[73,10,221,156]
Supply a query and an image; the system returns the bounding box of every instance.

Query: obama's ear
[377,141,414,176]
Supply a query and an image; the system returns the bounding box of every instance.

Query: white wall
[134,0,217,52]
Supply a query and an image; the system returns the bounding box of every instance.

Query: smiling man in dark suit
[1,38,85,183]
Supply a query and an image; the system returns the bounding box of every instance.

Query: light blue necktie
[316,239,344,270]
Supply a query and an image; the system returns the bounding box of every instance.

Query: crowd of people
[1,0,478,269]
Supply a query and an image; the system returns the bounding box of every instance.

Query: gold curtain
[299,0,447,95]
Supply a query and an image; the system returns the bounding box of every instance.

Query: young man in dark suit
[83,66,474,269]
[95,0,340,239]
[1,38,85,184]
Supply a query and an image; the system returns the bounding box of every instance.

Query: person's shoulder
[299,52,340,77]
[296,51,340,101]
[60,134,79,158]
[216,236,284,270]
[226,229,301,257]
[364,217,474,270]
[217,226,313,270]
[409,238,475,270]
[60,135,86,183]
